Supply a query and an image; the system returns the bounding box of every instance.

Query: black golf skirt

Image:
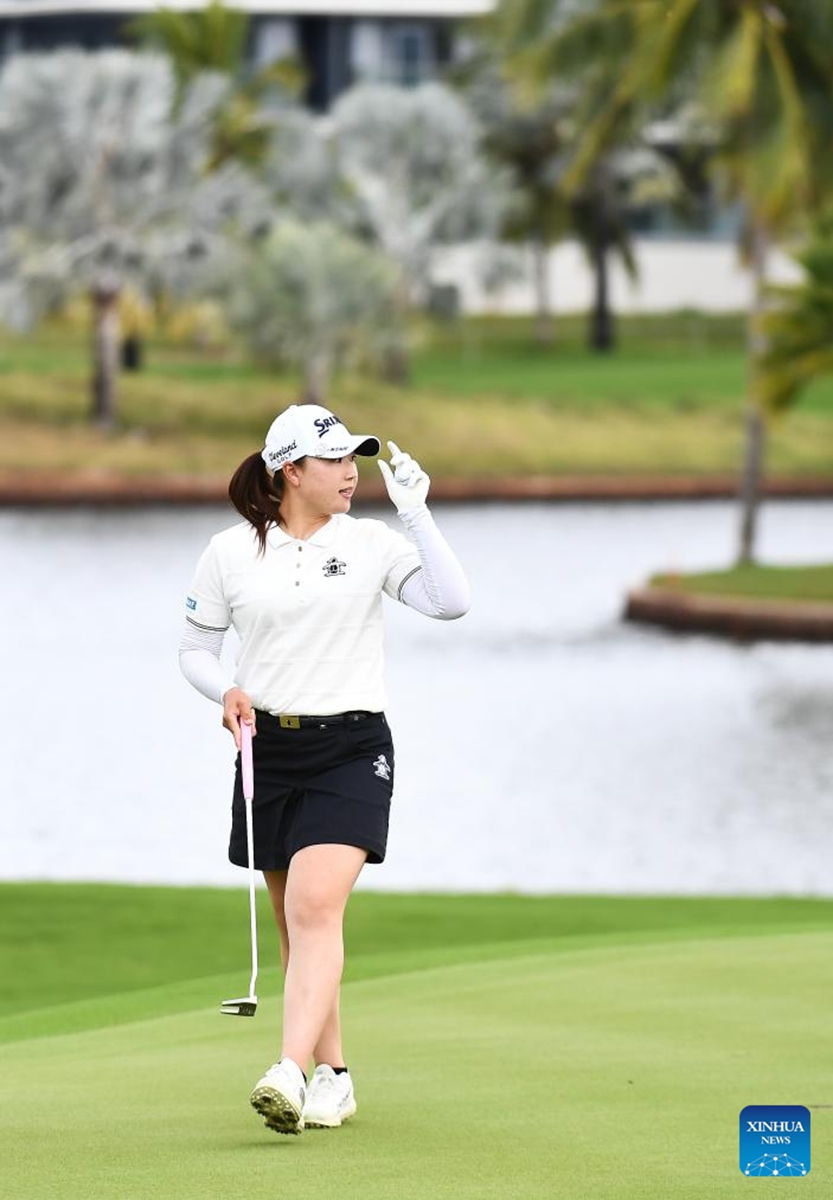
[229,709,394,871]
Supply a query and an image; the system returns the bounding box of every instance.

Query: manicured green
[2,314,833,478]
[0,885,831,1199]
[650,563,833,604]
[2,884,832,1030]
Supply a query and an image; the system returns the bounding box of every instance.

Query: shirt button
[295,581,300,587]
[297,546,303,552]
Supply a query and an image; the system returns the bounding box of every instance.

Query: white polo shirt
[185,514,422,715]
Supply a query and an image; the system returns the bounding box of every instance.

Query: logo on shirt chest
[322,556,347,577]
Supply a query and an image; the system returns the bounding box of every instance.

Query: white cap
[261,404,381,472]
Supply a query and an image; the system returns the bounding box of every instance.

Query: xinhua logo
[739,1106,810,1176]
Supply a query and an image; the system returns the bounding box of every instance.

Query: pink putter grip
[241,722,254,800]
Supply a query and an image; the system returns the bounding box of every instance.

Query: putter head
[220,995,257,1017]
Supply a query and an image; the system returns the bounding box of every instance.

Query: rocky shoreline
[3,469,833,506]
[625,586,833,642]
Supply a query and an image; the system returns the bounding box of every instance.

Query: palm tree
[129,0,304,168]
[497,0,833,562]
[758,213,833,413]
[128,0,249,90]
[455,50,573,345]
[485,0,654,352]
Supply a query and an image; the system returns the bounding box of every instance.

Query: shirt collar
[267,516,341,550]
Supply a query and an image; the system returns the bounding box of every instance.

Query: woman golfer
[179,404,469,1135]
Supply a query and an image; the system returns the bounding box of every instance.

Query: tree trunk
[121,335,143,372]
[532,238,555,346]
[91,283,121,428]
[382,342,410,385]
[737,221,770,566]
[590,236,614,352]
[588,170,615,353]
[382,284,411,384]
[302,353,329,405]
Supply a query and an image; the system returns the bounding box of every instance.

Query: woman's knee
[284,844,365,928]
[285,883,346,933]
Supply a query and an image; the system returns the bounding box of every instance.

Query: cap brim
[319,434,380,458]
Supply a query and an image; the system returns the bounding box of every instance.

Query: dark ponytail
[228,452,284,555]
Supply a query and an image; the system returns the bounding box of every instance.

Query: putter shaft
[220,722,259,1016]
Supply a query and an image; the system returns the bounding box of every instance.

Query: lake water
[2,499,832,895]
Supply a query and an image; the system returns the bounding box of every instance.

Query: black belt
[271,710,378,730]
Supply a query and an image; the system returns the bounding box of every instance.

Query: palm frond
[645,0,702,95]
[699,4,762,120]
[757,214,833,411]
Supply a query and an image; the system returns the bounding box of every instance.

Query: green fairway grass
[650,563,833,605]
[2,314,833,479]
[1,887,831,1197]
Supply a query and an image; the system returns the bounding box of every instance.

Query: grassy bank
[1,884,832,1199]
[2,314,833,479]
[650,563,833,604]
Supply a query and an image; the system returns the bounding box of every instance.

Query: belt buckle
[278,714,301,729]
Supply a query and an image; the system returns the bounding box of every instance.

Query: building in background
[0,0,492,109]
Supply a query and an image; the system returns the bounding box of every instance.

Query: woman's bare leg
[264,867,346,1067]
[264,843,365,1072]
[264,868,290,973]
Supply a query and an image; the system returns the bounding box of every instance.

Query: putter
[221,720,258,1016]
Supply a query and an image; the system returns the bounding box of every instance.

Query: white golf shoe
[250,1058,306,1135]
[302,1064,357,1128]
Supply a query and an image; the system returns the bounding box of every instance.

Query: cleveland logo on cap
[266,440,297,465]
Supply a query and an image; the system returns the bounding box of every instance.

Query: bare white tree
[259,107,354,227]
[223,220,401,404]
[0,50,267,426]
[330,82,512,316]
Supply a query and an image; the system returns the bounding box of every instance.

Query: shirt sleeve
[178,621,236,705]
[184,539,231,632]
[381,505,470,620]
[380,523,423,602]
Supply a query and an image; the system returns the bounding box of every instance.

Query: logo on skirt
[373,754,391,781]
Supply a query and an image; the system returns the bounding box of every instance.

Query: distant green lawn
[1,313,833,478]
[407,312,833,412]
[650,564,833,604]
[1,885,831,1199]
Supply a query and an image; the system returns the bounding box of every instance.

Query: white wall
[434,239,805,315]
[252,16,297,66]
[0,1,492,15]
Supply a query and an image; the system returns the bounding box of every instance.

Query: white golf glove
[377,441,430,514]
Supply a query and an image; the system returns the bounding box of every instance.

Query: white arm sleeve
[178,621,236,705]
[396,505,470,620]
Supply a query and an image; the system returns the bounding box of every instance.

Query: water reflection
[2,500,832,894]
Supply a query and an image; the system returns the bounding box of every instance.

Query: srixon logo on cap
[314,414,343,438]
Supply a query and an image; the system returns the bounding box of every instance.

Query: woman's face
[289,455,359,515]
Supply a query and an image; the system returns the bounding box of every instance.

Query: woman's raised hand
[222,686,257,749]
[377,441,430,513]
